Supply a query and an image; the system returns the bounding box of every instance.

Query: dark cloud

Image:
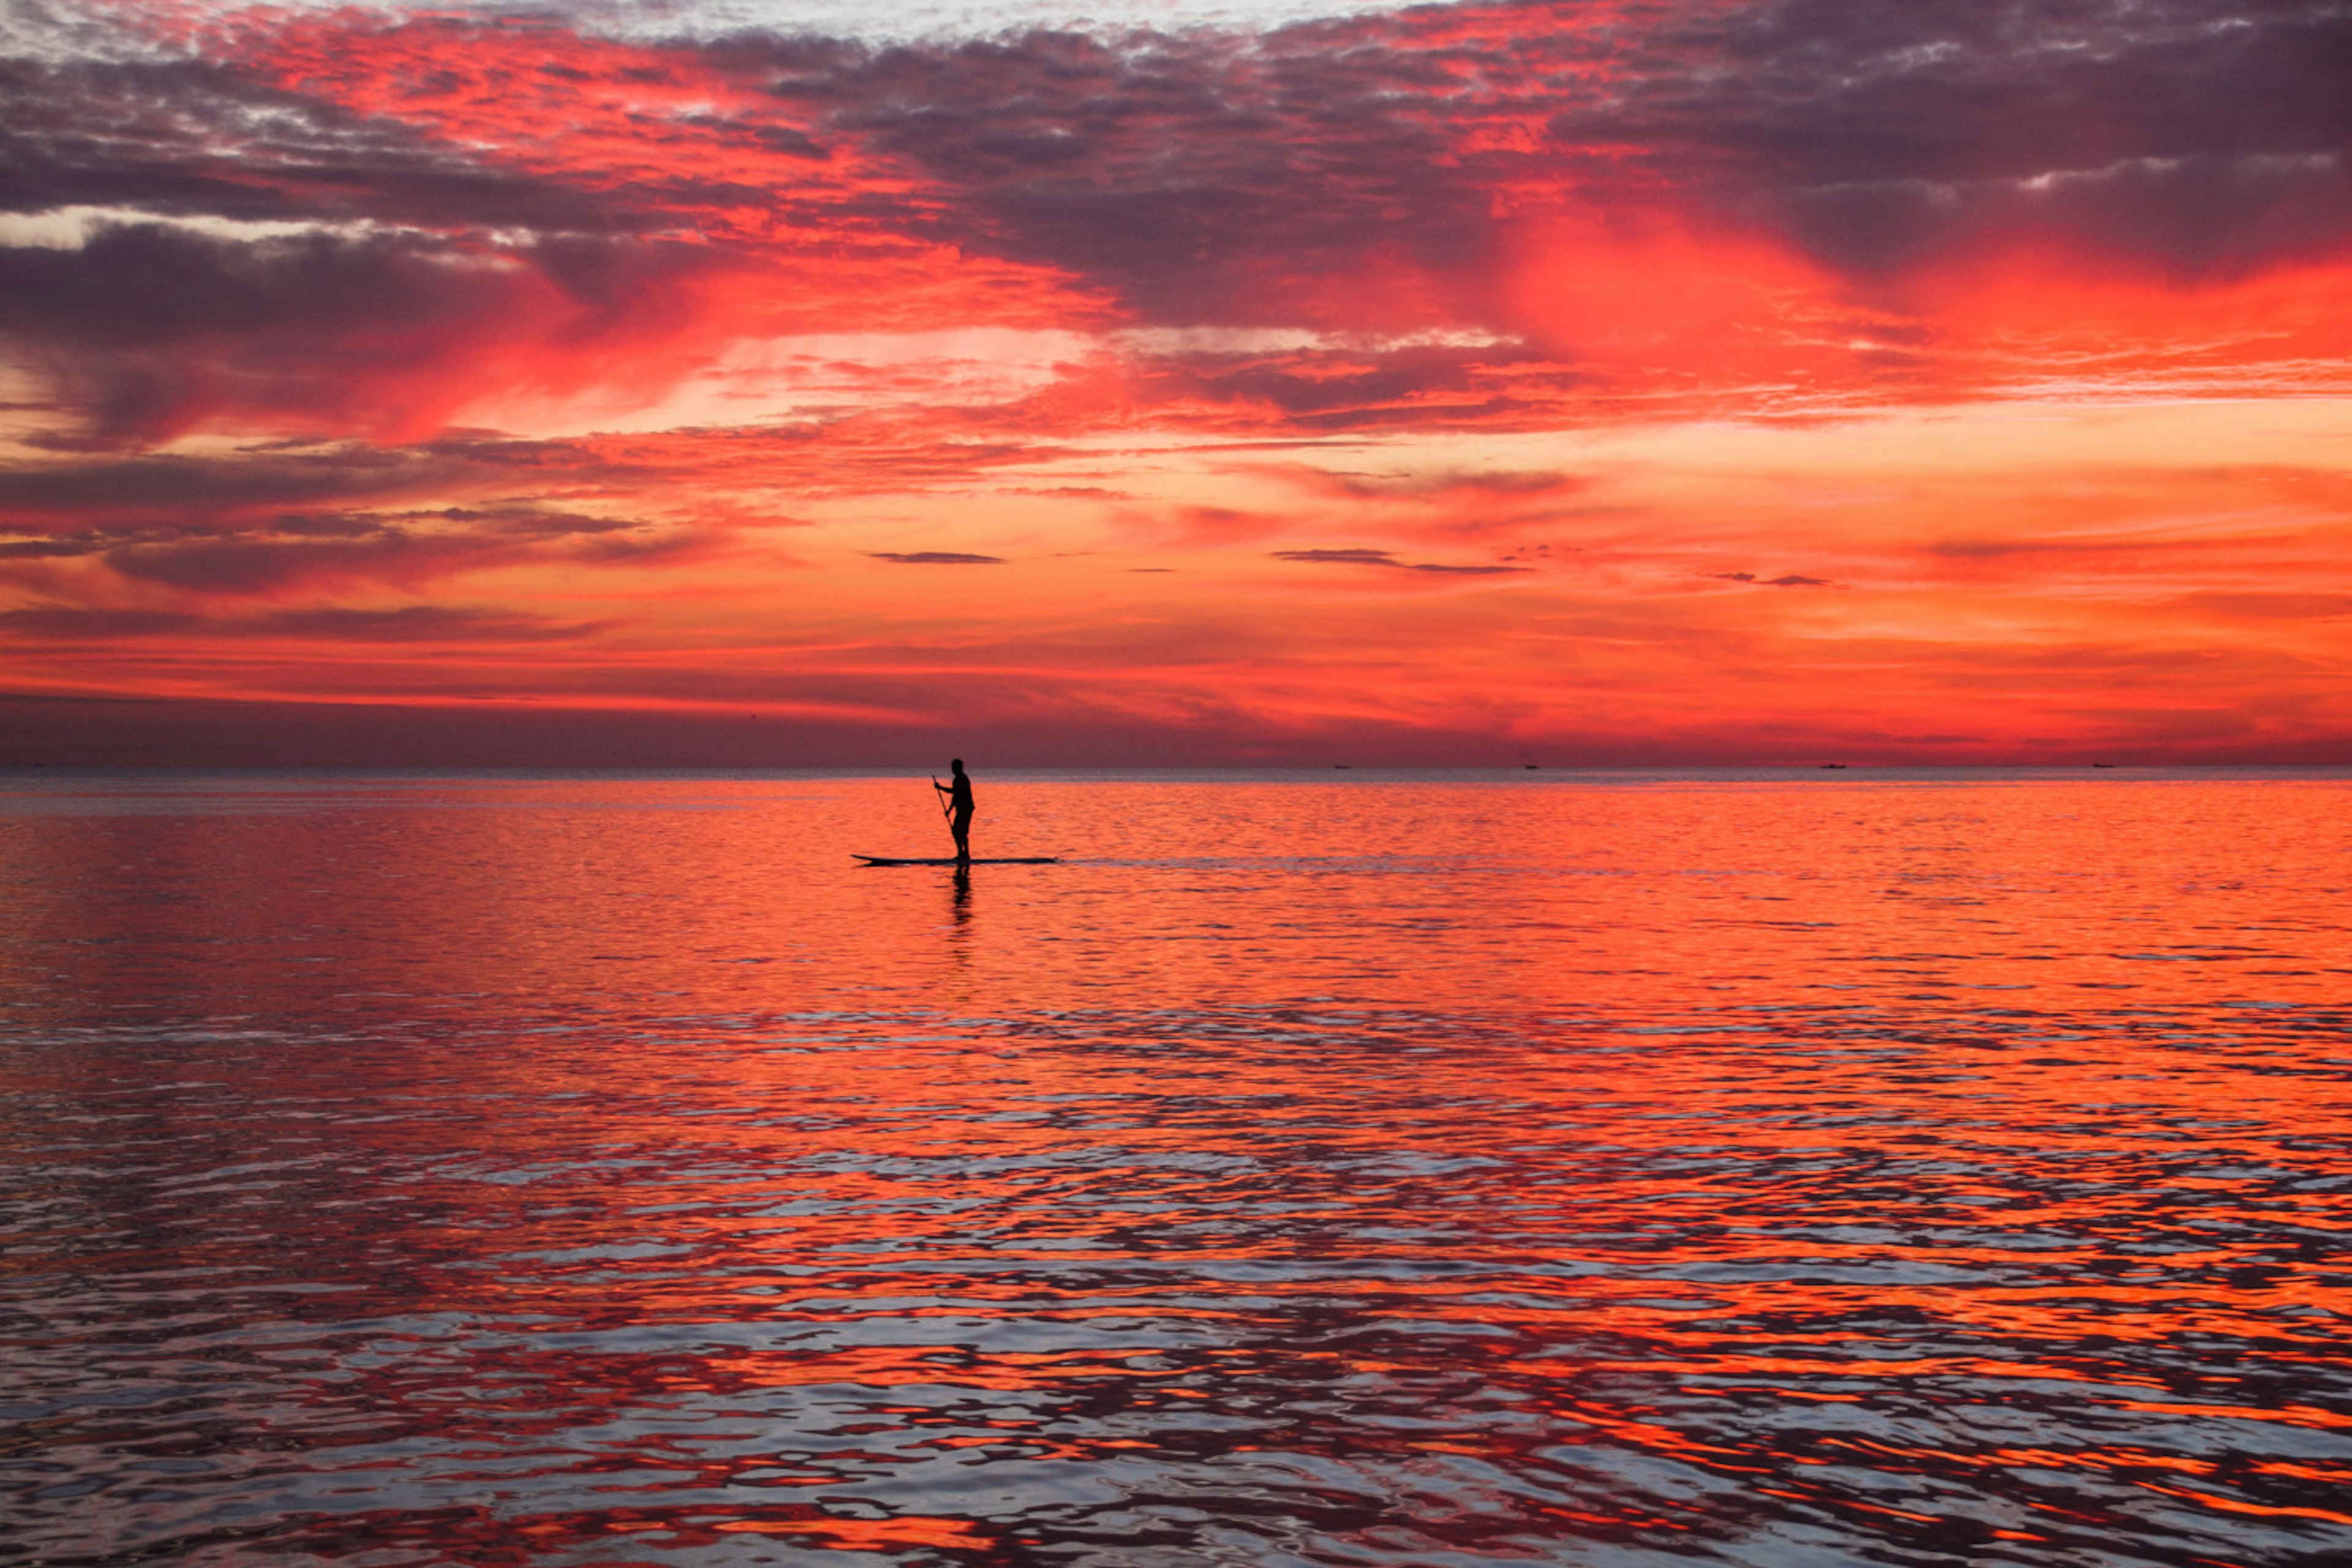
[781,24,1493,325]
[869,551,1005,564]
[0,219,721,440]
[0,607,200,636]
[0,447,464,521]
[1275,548,1400,566]
[1273,548,1528,575]
[0,54,679,234]
[1675,1,2352,271]
[1122,347,1513,426]
[12,6,2346,295]
[26,221,690,361]
[0,477,677,596]
[740,0,2352,315]
[92,514,698,593]
[0,445,662,565]
[1714,571,1833,587]
[1,1,2337,453]
[104,528,497,592]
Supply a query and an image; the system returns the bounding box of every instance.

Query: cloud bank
[2,1,2348,762]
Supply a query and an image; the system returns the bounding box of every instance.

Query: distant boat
[1523,764,1540,769]
[2092,762,2116,768]
[1333,763,1352,769]
[1818,763,1847,769]
[855,855,1059,866]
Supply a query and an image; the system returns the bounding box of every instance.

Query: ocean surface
[2,767,2348,1568]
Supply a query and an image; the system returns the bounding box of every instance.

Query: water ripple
[2,771,2348,1566]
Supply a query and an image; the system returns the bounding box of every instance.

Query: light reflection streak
[0,771,2346,1566]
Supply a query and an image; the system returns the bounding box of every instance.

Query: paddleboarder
[933,759,974,862]
[854,764,1053,865]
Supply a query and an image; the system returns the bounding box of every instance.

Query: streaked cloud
[1272,548,1528,576]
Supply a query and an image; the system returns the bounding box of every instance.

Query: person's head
[950,758,965,774]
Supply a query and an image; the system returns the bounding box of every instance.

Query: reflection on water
[1,770,2348,1567]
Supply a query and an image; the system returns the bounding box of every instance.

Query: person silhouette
[933,758,974,862]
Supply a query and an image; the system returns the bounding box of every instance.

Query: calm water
[2,769,2348,1568]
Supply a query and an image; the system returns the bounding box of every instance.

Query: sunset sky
[3,0,2348,764]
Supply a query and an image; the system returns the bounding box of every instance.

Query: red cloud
[6,1,2351,764]
[11,2,2350,450]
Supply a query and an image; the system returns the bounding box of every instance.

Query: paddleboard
[854,855,1059,866]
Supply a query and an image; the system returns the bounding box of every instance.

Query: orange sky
[2,0,2348,763]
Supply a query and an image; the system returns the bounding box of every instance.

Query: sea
[2,767,2347,1568]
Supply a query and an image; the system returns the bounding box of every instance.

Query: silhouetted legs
[951,805,972,861]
